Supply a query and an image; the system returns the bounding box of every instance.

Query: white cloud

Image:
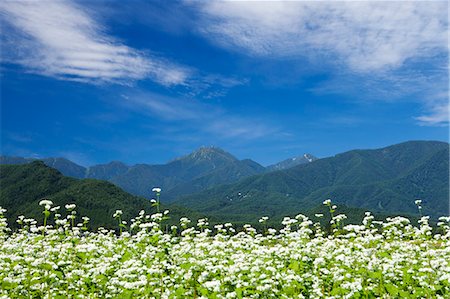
[121,93,202,121]
[205,117,270,139]
[5,131,34,143]
[120,92,276,140]
[190,1,448,126]
[0,0,190,85]
[193,1,447,72]
[416,101,449,126]
[310,69,449,126]
[182,74,248,99]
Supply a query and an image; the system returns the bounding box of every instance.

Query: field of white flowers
[1,199,449,298]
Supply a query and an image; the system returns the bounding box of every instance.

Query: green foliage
[0,162,203,229]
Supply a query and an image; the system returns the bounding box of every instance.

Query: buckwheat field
[1,200,449,298]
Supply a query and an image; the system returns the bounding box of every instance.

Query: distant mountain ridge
[0,156,87,178]
[1,141,448,225]
[1,147,315,200]
[86,161,129,180]
[175,141,449,221]
[0,161,398,230]
[267,153,317,171]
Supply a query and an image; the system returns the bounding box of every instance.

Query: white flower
[65,204,76,210]
[50,206,60,212]
[415,199,422,205]
[152,187,161,193]
[113,210,123,218]
[323,199,331,205]
[39,199,53,207]
[334,214,347,222]
[180,217,191,224]
[259,216,269,223]
[268,228,277,235]
[151,213,163,221]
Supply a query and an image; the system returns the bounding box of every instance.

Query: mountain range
[0,147,316,201]
[0,160,416,231]
[174,141,449,222]
[1,141,448,227]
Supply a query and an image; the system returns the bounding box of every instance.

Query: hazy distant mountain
[41,157,87,179]
[0,156,86,178]
[0,156,30,165]
[267,153,317,171]
[176,141,449,221]
[85,161,129,180]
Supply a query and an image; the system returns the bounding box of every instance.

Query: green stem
[156,193,160,213]
[43,210,49,236]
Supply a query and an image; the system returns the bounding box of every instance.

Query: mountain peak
[173,146,237,162]
[194,146,227,155]
[196,145,222,152]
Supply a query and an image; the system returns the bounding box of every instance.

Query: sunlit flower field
[1,200,449,298]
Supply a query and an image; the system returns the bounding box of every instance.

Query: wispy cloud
[190,1,448,126]
[181,74,248,99]
[120,92,276,140]
[310,70,449,126]
[416,96,449,126]
[416,104,449,126]
[4,131,34,143]
[0,0,190,85]
[192,1,447,72]
[120,94,201,121]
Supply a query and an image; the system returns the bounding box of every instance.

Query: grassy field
[1,200,449,298]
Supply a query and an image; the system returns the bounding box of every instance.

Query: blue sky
[0,0,448,167]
